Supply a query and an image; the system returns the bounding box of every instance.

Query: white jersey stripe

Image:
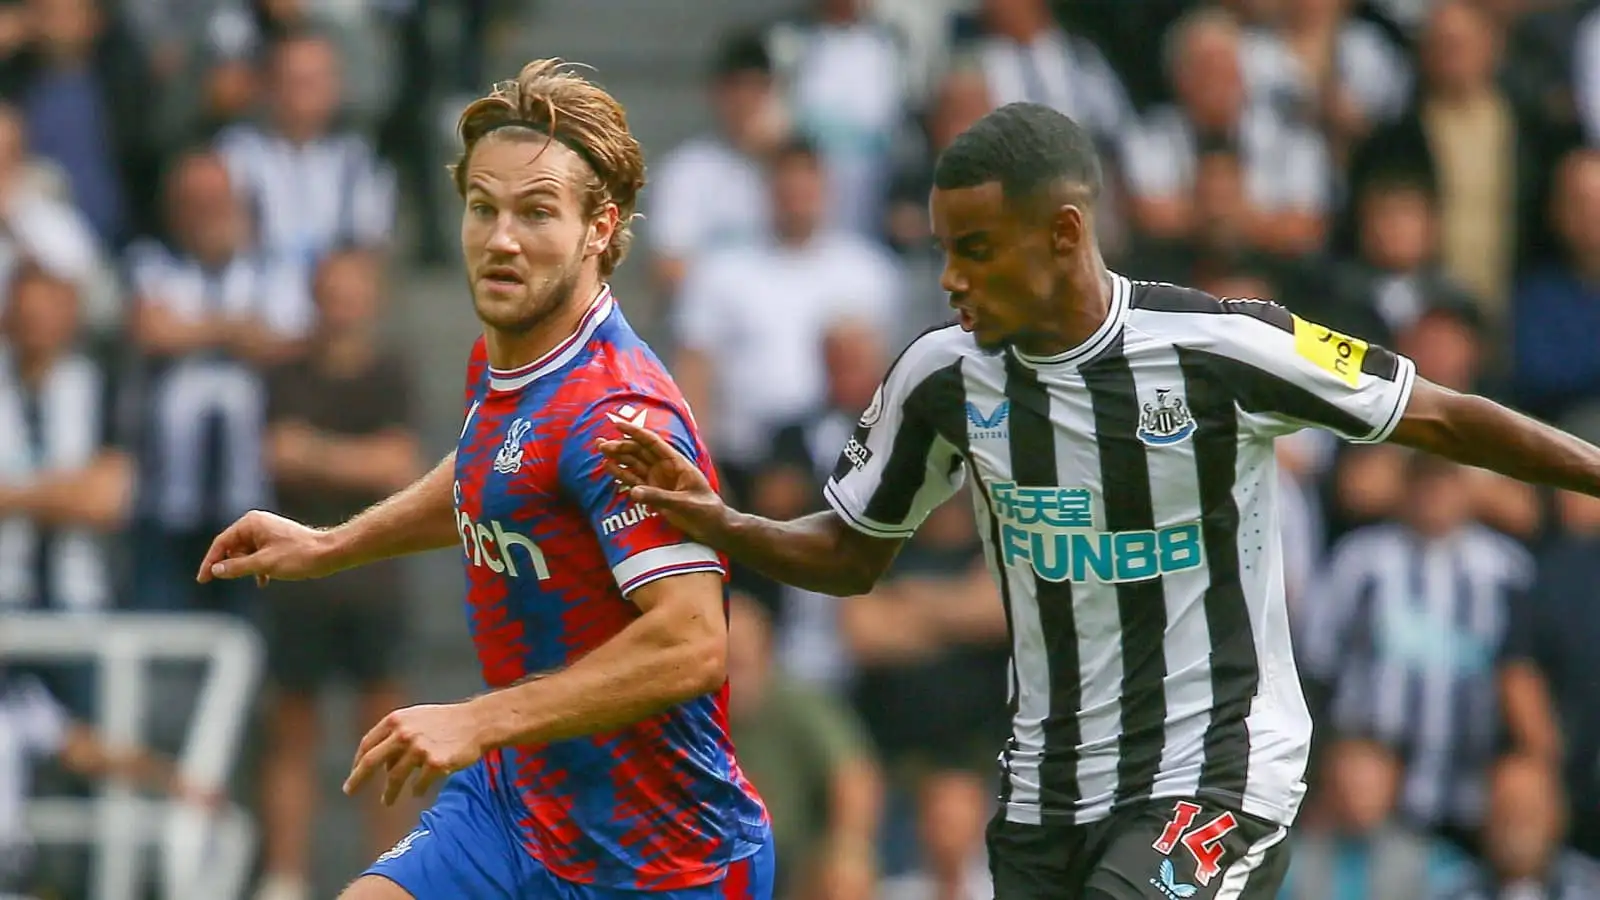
[1130,343,1215,804]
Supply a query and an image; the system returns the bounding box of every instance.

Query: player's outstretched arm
[199,452,459,584]
[1389,379,1600,497]
[599,421,903,596]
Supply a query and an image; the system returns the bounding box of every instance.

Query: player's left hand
[344,702,488,806]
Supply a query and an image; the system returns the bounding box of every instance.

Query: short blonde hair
[453,60,646,277]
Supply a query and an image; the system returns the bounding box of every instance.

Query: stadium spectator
[147,2,262,147]
[883,66,993,259]
[1500,452,1600,876]
[1345,0,1544,319]
[647,30,786,301]
[0,103,113,336]
[214,29,395,270]
[125,148,311,616]
[1238,0,1411,159]
[1121,6,1331,256]
[253,247,420,900]
[768,0,907,236]
[868,0,971,106]
[1441,755,1600,899]
[671,138,901,501]
[951,0,1133,148]
[1331,171,1482,343]
[748,318,888,689]
[842,496,1007,900]
[1571,3,1600,148]
[1120,147,1307,295]
[1300,454,1533,862]
[881,66,996,330]
[1281,736,1465,899]
[1512,147,1600,424]
[0,262,130,717]
[725,591,882,900]
[0,0,160,248]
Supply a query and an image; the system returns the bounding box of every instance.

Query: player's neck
[1018,258,1113,358]
[483,277,606,371]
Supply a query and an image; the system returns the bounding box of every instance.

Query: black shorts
[264,574,403,694]
[986,797,1292,899]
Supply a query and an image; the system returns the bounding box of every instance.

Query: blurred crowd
[0,0,1598,899]
[654,1,1600,899]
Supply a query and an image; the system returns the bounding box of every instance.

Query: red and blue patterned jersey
[452,286,768,889]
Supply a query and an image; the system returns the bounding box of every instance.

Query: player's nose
[486,214,520,255]
[939,260,969,296]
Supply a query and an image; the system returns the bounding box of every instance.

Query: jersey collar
[1009,271,1132,370]
[487,285,616,392]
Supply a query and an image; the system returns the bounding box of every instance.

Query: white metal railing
[1,613,263,900]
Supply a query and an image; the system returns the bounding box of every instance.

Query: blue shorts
[362,766,774,899]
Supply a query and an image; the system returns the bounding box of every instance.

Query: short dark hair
[770,135,821,168]
[1360,167,1439,207]
[933,102,1102,201]
[711,30,772,79]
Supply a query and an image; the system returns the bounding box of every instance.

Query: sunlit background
[3,0,1600,898]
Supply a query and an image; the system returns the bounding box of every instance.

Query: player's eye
[469,202,495,219]
[952,234,991,261]
[521,207,555,223]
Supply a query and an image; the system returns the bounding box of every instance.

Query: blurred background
[2,0,1599,898]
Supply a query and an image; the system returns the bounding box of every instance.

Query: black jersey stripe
[1209,354,1373,437]
[829,323,963,486]
[1177,345,1258,804]
[1361,344,1402,381]
[856,361,969,528]
[1130,282,1297,334]
[1081,335,1169,809]
[1001,352,1082,812]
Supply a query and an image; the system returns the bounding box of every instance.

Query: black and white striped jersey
[824,273,1417,827]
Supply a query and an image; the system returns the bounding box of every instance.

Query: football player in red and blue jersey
[198,59,773,899]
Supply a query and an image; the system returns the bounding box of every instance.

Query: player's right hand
[597,421,729,544]
[196,510,339,586]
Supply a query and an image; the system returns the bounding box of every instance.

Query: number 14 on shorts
[1151,801,1238,887]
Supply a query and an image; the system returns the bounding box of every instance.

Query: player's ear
[586,203,619,259]
[1050,203,1086,257]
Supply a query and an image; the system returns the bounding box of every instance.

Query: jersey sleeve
[1205,299,1417,443]
[822,332,966,538]
[558,394,727,596]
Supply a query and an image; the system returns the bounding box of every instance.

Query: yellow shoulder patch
[1291,315,1368,388]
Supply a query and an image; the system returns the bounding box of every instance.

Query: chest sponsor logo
[987,481,1204,584]
[457,510,550,580]
[493,417,533,475]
